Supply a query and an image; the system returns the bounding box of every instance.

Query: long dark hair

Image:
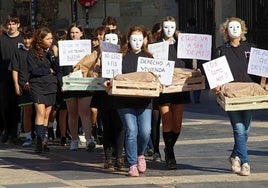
[66,22,86,40]
[32,27,52,60]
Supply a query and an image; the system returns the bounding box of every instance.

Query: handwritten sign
[137,57,175,85]
[100,41,120,53]
[177,33,212,61]
[148,41,169,60]
[248,47,268,77]
[202,56,234,89]
[102,51,122,78]
[58,40,91,66]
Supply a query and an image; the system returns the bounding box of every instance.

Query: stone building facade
[1,0,267,49]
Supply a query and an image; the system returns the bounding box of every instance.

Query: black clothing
[9,44,29,87]
[27,50,60,105]
[159,41,191,105]
[113,51,152,109]
[0,33,24,81]
[214,41,260,83]
[0,32,23,140]
[9,44,33,106]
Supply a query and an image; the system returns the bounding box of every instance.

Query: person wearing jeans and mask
[105,26,153,177]
[213,17,261,176]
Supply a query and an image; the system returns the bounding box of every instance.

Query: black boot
[35,125,49,153]
[163,132,176,169]
[35,136,42,153]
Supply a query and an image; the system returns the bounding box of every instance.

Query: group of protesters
[0,14,256,177]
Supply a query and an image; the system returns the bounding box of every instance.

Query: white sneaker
[86,138,96,151]
[70,140,78,151]
[240,163,250,176]
[229,156,241,174]
[79,134,86,143]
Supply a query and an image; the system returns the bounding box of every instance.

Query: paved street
[0,89,268,188]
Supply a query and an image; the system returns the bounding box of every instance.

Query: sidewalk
[0,90,268,188]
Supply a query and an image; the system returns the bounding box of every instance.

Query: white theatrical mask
[105,33,118,44]
[129,34,144,51]
[163,21,176,38]
[227,21,242,39]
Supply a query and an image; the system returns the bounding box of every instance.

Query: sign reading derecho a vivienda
[137,57,175,85]
[247,47,268,77]
[202,56,234,89]
[177,33,212,61]
[58,40,91,66]
[102,51,122,78]
[148,41,169,60]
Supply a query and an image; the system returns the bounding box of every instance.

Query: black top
[113,51,152,109]
[0,32,24,81]
[158,40,191,105]
[27,50,61,95]
[214,41,260,83]
[9,44,29,87]
[168,41,185,68]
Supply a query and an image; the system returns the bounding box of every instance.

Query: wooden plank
[217,92,268,111]
[108,80,161,97]
[162,76,205,93]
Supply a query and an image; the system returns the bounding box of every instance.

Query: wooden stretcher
[108,79,162,97]
[62,76,106,91]
[217,77,268,111]
[161,75,205,93]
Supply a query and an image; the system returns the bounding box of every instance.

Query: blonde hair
[220,17,247,41]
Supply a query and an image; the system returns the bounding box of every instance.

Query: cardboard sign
[137,57,175,85]
[148,41,169,60]
[248,47,268,77]
[177,33,212,61]
[100,41,120,53]
[58,40,91,66]
[202,56,234,89]
[102,51,122,78]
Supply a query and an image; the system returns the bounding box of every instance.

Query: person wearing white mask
[213,17,260,176]
[105,26,153,177]
[94,30,126,171]
[104,33,119,45]
[154,16,191,170]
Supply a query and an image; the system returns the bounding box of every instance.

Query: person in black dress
[156,16,191,169]
[27,27,62,153]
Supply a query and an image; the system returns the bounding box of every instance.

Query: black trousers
[0,81,19,138]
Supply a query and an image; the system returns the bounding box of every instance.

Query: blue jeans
[227,110,252,164]
[118,108,152,166]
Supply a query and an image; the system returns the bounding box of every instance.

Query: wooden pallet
[161,76,205,93]
[108,79,161,97]
[217,92,268,111]
[62,76,106,91]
